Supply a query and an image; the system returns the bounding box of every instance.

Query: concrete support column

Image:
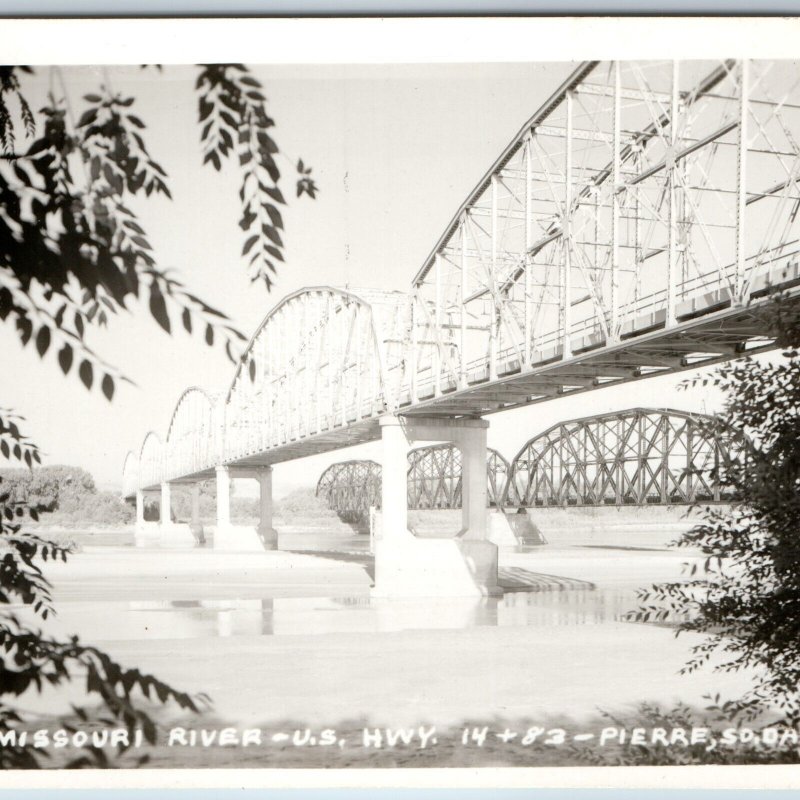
[133,489,159,546]
[459,424,488,541]
[135,489,145,528]
[214,465,268,552]
[379,416,409,542]
[153,480,195,548]
[372,414,498,599]
[160,481,172,525]
[215,466,230,529]
[256,466,278,549]
[190,483,205,545]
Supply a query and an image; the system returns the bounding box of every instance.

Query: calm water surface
[31,530,675,643]
[40,590,646,643]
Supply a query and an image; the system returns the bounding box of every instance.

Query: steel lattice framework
[508,407,742,507]
[315,445,513,522]
[315,459,382,523]
[406,444,512,509]
[124,286,408,496]
[405,59,800,415]
[124,60,800,498]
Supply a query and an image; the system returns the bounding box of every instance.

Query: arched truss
[121,450,139,499]
[316,446,513,522]
[509,408,742,507]
[138,432,164,493]
[406,444,512,510]
[225,287,406,462]
[406,59,800,413]
[315,460,382,524]
[164,387,218,482]
[126,287,408,494]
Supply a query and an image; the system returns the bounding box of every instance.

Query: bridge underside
[138,417,382,492]
[139,278,796,495]
[401,275,796,417]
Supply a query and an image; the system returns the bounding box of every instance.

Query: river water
[16,526,749,734]
[28,529,683,645]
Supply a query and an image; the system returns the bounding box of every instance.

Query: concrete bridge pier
[134,489,160,544]
[158,480,196,547]
[135,489,146,529]
[255,466,279,549]
[189,483,205,545]
[372,415,500,599]
[160,480,171,525]
[214,465,278,551]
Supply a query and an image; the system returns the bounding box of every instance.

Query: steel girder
[508,407,742,507]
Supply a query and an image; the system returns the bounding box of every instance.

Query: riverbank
[22,502,716,550]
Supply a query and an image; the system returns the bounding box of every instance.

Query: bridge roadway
[123,58,800,597]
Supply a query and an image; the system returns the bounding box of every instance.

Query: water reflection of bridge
[316,407,742,523]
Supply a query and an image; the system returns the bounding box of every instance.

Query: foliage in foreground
[1,64,316,400]
[632,293,800,724]
[570,698,799,766]
[0,433,208,768]
[0,63,317,767]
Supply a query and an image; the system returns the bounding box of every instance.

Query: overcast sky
[2,61,732,495]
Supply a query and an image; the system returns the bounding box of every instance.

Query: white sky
[2,60,733,495]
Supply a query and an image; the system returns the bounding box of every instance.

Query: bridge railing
[403,249,800,402]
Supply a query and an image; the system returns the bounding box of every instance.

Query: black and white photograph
[1,16,800,780]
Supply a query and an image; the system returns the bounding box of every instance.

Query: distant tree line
[166,480,259,523]
[0,467,340,528]
[0,464,133,524]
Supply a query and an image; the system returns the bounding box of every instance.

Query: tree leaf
[35,325,50,357]
[57,343,73,375]
[77,108,99,128]
[101,373,115,401]
[148,282,170,334]
[242,235,258,256]
[78,359,93,390]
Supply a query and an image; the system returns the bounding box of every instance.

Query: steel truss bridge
[315,445,513,523]
[124,58,800,504]
[315,407,741,521]
[510,407,741,507]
